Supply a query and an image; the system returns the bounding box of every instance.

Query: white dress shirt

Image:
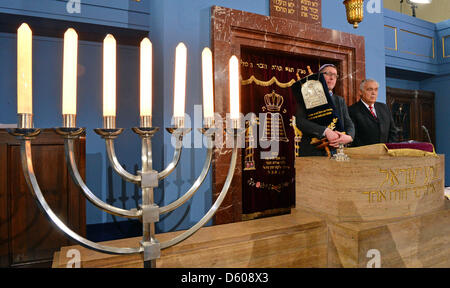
[361,99,377,117]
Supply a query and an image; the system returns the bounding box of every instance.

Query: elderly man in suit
[348,79,398,147]
[293,64,355,156]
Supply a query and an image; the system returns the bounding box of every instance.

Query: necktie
[369,105,377,119]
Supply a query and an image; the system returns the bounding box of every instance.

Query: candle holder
[331,143,350,162]
[9,112,243,268]
[63,114,77,128]
[103,115,116,129]
[140,115,152,128]
[18,113,33,129]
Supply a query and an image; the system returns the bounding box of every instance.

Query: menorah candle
[62,28,78,128]
[140,37,152,127]
[201,47,214,128]
[103,34,116,128]
[173,42,187,128]
[229,55,240,128]
[17,23,33,128]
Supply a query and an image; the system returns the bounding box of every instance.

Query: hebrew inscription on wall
[270,0,322,26]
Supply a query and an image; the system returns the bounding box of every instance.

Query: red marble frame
[211,6,365,225]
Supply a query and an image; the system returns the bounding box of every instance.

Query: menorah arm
[157,128,190,181]
[21,139,142,255]
[160,138,238,250]
[158,138,213,215]
[105,138,141,184]
[66,138,142,219]
[157,144,182,181]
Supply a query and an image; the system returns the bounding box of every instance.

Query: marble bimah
[295,145,450,268]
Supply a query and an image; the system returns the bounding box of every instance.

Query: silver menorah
[9,113,243,268]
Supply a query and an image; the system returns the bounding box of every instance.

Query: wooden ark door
[386,87,436,147]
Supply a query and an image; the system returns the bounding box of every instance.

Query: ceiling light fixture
[400,0,432,17]
[409,0,432,4]
[343,0,364,29]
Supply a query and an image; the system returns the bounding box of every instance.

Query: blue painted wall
[322,0,387,102]
[384,8,439,75]
[384,9,450,186]
[1,1,448,238]
[0,0,150,30]
[386,78,420,90]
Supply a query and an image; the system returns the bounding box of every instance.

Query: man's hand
[324,128,339,143]
[329,131,353,148]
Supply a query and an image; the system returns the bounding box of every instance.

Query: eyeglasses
[323,72,339,79]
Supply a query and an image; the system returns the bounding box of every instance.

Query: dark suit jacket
[295,94,355,156]
[348,100,398,147]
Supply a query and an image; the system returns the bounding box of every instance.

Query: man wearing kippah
[293,63,355,156]
[319,64,355,147]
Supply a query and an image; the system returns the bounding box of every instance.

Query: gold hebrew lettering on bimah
[379,168,400,187]
[288,2,295,8]
[424,165,439,185]
[311,1,319,7]
[362,182,439,203]
[389,188,408,201]
[288,8,295,14]
[414,182,437,198]
[399,167,421,185]
[379,165,439,188]
[310,14,319,20]
[300,11,308,17]
[301,5,309,11]
[309,7,318,13]
[362,189,407,203]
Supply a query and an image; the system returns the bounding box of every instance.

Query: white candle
[62,28,78,116]
[201,47,214,120]
[17,23,32,114]
[173,42,187,119]
[103,34,116,117]
[140,37,152,117]
[229,55,240,121]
